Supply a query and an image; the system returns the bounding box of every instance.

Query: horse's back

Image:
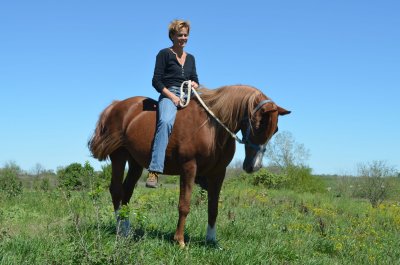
[112,96,157,115]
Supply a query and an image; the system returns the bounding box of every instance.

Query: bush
[331,175,357,198]
[81,161,96,188]
[244,166,324,193]
[57,163,83,190]
[355,160,396,208]
[285,166,325,193]
[249,168,288,189]
[40,178,51,192]
[57,161,96,191]
[0,163,23,198]
[97,164,112,188]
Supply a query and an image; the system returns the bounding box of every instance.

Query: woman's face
[172,27,189,48]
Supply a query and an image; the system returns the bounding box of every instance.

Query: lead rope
[179,80,244,144]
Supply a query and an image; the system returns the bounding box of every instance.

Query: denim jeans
[148,86,180,173]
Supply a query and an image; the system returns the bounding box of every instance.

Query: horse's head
[242,99,290,173]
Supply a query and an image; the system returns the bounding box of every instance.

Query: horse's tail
[88,100,123,161]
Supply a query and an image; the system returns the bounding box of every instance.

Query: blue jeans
[148,86,180,173]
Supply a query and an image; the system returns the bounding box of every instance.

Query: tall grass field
[1,174,400,264]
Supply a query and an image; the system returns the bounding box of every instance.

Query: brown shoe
[146,171,159,188]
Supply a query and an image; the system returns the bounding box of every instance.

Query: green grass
[1,178,400,264]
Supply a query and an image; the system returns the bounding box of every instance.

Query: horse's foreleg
[174,161,197,248]
[206,170,226,243]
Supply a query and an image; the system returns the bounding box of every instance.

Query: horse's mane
[197,85,264,130]
[196,85,265,151]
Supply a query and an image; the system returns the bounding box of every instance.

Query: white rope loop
[179,80,192,108]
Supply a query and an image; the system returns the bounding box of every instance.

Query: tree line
[1,131,398,208]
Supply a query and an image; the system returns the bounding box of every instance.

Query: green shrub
[249,168,288,189]
[81,161,96,188]
[243,166,324,193]
[0,174,23,197]
[57,162,96,191]
[57,163,83,190]
[333,176,357,198]
[99,164,112,183]
[285,166,325,193]
[0,165,23,198]
[40,178,51,192]
[354,161,396,208]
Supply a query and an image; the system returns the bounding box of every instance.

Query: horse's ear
[277,106,291,116]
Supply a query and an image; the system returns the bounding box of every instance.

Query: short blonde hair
[168,19,190,41]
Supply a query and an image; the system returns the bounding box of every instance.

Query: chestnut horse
[88,85,290,247]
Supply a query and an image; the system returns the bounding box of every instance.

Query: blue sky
[1,0,399,175]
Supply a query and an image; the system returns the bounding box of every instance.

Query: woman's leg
[147,96,177,187]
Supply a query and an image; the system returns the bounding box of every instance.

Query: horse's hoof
[178,241,186,249]
[174,235,186,249]
[116,218,131,237]
[206,240,223,250]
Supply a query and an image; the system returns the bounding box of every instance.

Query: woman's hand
[191,81,199,89]
[170,94,181,106]
[162,87,181,106]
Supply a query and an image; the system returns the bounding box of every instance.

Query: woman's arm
[152,50,167,93]
[190,55,199,89]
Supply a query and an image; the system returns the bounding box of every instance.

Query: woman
[146,19,199,188]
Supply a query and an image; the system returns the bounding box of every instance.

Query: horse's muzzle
[243,155,263,173]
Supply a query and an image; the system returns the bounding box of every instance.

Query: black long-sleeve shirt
[152,48,199,93]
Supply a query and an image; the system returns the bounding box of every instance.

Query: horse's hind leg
[109,148,129,235]
[110,148,128,211]
[114,158,143,236]
[122,158,143,205]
